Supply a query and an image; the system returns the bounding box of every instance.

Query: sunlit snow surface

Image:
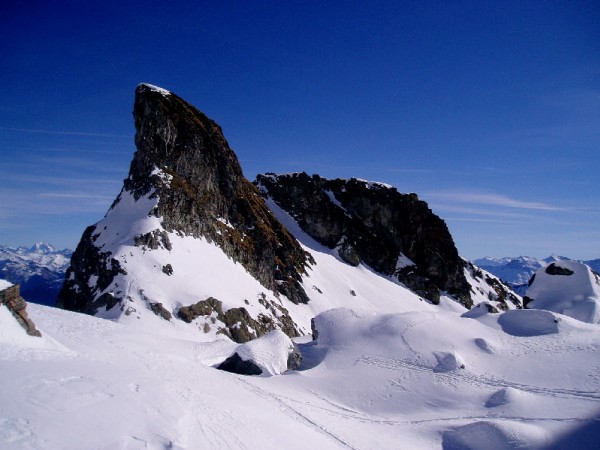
[1,296,600,449]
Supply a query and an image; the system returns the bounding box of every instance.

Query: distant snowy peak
[524,260,600,324]
[0,243,71,270]
[473,255,599,296]
[0,243,71,306]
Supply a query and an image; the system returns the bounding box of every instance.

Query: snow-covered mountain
[0,243,71,306]
[1,83,599,449]
[472,255,597,296]
[58,84,518,341]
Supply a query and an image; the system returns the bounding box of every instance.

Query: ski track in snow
[356,355,600,402]
[232,376,356,449]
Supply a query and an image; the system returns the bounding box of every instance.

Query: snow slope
[76,186,441,340]
[1,300,599,449]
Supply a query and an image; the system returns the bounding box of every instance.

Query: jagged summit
[138,83,171,96]
[256,172,473,307]
[58,84,313,338]
[58,84,518,342]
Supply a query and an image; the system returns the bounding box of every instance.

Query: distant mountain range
[473,255,600,295]
[0,243,71,306]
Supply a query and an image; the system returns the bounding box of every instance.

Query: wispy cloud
[39,193,115,200]
[0,127,129,138]
[425,191,564,211]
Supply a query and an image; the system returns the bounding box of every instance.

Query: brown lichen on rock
[0,284,42,337]
[177,296,299,343]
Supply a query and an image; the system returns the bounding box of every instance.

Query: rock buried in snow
[442,420,549,450]
[216,330,302,376]
[461,301,500,318]
[497,309,559,337]
[484,387,532,408]
[433,351,465,372]
[524,260,600,324]
[474,337,494,354]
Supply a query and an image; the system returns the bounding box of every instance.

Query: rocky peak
[256,172,472,307]
[59,84,312,319]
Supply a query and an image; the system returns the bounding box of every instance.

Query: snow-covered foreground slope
[1,301,599,449]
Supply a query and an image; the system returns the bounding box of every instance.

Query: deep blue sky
[1,1,599,259]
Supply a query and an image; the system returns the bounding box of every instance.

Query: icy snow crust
[526,260,600,324]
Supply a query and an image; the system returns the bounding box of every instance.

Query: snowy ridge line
[231,376,356,449]
[357,355,600,401]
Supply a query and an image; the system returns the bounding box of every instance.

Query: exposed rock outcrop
[217,353,263,375]
[177,296,299,343]
[0,283,42,337]
[256,173,472,307]
[465,261,522,310]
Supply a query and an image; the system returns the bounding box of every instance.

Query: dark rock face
[58,226,127,314]
[59,84,312,317]
[128,85,311,304]
[0,284,42,337]
[217,352,263,376]
[287,342,303,370]
[256,173,472,307]
[545,263,574,276]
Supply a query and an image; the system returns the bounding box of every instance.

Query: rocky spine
[256,172,473,307]
[59,84,312,320]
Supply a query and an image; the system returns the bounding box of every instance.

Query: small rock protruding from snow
[433,351,465,372]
